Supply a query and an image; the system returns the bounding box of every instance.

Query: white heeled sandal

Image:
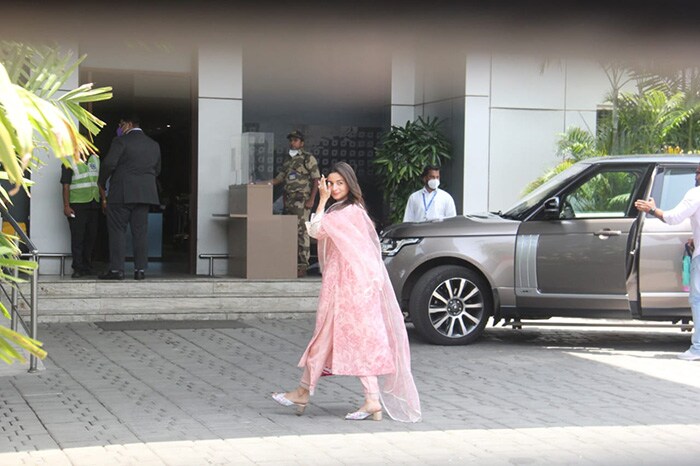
[345,409,382,421]
[271,392,308,416]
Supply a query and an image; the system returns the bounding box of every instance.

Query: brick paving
[1,318,700,465]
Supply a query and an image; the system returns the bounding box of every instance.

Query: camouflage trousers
[284,201,311,270]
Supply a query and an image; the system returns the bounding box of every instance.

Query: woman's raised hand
[318,175,331,202]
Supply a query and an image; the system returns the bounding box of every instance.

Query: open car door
[636,163,695,319]
[516,163,653,317]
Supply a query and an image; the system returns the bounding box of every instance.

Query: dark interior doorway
[81,68,193,275]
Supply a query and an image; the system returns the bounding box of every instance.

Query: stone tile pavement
[1,318,700,465]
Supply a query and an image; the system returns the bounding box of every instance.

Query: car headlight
[380,237,422,257]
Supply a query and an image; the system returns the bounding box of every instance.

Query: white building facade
[26,39,610,275]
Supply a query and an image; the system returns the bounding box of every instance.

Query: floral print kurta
[299,202,421,422]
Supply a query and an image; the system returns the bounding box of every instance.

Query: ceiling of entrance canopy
[242,40,392,116]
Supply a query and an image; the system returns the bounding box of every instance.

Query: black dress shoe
[98,270,124,280]
[134,270,145,281]
[71,271,83,279]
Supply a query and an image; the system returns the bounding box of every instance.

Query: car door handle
[593,229,622,237]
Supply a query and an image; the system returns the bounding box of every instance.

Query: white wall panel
[489,109,563,211]
[30,41,79,274]
[420,97,465,210]
[491,55,565,110]
[196,44,243,275]
[464,96,490,212]
[30,136,73,275]
[391,51,416,127]
[565,110,597,134]
[463,54,492,213]
[421,54,466,103]
[466,54,491,96]
[199,45,242,99]
[565,60,609,110]
[420,100,454,122]
[391,106,415,127]
[391,51,416,106]
[412,53,467,211]
[196,99,242,275]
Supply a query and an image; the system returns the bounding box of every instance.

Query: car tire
[408,265,492,345]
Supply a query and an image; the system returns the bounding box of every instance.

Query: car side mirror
[543,196,560,219]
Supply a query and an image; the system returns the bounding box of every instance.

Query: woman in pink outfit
[272,162,421,422]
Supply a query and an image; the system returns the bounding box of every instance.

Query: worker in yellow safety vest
[61,154,101,278]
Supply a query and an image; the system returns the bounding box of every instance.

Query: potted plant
[373,116,452,225]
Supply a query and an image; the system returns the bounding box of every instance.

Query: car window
[559,168,644,219]
[504,162,589,219]
[653,167,696,210]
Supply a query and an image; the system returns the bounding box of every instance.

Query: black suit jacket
[99,129,161,205]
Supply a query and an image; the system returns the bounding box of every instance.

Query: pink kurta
[299,202,421,422]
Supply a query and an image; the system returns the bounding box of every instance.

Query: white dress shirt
[663,186,700,258]
[403,187,457,222]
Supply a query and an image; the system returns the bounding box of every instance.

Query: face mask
[289,149,299,156]
[428,179,440,190]
[116,126,123,137]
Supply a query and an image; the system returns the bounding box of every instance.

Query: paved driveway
[1,318,699,465]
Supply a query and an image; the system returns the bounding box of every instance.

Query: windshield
[503,162,590,219]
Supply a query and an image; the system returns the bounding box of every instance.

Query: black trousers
[106,203,150,272]
[68,203,99,272]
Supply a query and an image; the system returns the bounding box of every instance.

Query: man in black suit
[98,115,161,280]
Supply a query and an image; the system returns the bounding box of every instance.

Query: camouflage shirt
[273,149,320,200]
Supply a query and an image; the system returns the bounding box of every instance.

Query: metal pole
[10,238,20,332]
[29,253,39,373]
[10,265,19,332]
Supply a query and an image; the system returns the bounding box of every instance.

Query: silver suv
[381,155,697,345]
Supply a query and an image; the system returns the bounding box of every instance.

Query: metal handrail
[0,204,37,253]
[20,252,71,277]
[199,253,229,277]
[0,204,39,372]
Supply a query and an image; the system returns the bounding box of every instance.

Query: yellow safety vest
[69,154,100,204]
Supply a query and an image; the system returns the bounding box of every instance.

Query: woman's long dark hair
[328,161,365,210]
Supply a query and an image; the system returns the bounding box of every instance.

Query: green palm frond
[556,127,599,162]
[0,42,113,365]
[613,90,690,154]
[0,326,46,364]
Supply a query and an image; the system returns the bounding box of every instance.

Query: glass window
[505,162,589,219]
[654,167,696,211]
[560,168,643,219]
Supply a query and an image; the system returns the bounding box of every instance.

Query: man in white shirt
[403,165,457,223]
[635,164,700,361]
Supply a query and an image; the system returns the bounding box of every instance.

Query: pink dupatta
[310,202,421,422]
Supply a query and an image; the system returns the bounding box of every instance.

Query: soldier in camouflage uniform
[267,130,320,277]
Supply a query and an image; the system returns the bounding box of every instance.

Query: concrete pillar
[29,41,79,274]
[463,54,491,213]
[391,51,416,127]
[196,43,243,275]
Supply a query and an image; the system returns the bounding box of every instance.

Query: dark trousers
[68,203,99,272]
[106,203,150,272]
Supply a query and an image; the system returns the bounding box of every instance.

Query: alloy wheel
[427,277,484,339]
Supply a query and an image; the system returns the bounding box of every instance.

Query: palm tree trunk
[689,118,695,152]
[611,93,620,155]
